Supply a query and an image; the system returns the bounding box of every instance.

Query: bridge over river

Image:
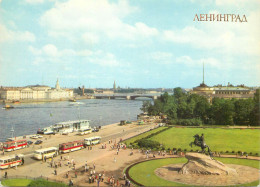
[93,94,161,100]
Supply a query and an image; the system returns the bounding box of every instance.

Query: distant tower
[82,85,85,96]
[202,62,205,84]
[55,79,60,90]
[113,80,116,90]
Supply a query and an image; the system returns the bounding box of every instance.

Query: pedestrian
[54,169,57,175]
[75,171,77,178]
[44,156,46,162]
[90,170,93,176]
[93,163,96,170]
[117,179,119,186]
[4,171,7,178]
[246,154,248,158]
[2,150,4,155]
[123,173,126,180]
[60,155,62,160]
[117,150,119,155]
[89,176,91,184]
[97,179,100,187]
[69,179,73,186]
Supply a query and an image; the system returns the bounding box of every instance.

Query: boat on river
[2,105,14,109]
[37,120,91,135]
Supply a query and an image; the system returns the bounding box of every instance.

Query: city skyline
[0,0,259,88]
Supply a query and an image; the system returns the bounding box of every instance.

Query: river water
[0,99,145,142]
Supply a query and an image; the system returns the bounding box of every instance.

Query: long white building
[0,79,74,101]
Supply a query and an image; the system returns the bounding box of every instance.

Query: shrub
[249,152,252,155]
[237,151,241,154]
[136,139,160,149]
[220,151,223,153]
[28,179,66,187]
[168,118,202,126]
[177,148,182,151]
[172,148,176,151]
[232,151,235,153]
[184,149,187,152]
[190,149,193,152]
[255,153,258,156]
[226,151,229,153]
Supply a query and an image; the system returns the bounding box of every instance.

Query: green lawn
[1,178,67,187]
[128,157,260,186]
[124,127,167,146]
[1,179,32,186]
[147,127,260,154]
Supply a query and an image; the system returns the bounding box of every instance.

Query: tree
[234,99,254,125]
[140,101,151,113]
[249,89,260,126]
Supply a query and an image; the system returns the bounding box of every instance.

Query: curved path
[125,155,260,186]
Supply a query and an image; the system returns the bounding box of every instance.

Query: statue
[189,134,212,157]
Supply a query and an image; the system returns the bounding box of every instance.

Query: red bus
[59,140,84,153]
[3,139,28,152]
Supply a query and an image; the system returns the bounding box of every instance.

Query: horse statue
[189,133,213,157]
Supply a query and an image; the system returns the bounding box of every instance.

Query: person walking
[4,171,7,178]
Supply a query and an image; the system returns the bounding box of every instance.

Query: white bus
[77,128,92,136]
[33,147,58,160]
[84,136,101,146]
[0,154,24,169]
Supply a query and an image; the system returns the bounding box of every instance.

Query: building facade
[0,79,73,101]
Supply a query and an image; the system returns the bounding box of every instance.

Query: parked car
[27,141,33,145]
[35,140,43,145]
[30,135,38,139]
[92,128,99,132]
[36,135,43,138]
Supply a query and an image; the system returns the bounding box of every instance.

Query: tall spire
[55,78,60,90]
[113,80,116,90]
[203,62,204,84]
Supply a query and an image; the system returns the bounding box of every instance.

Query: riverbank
[0,95,94,104]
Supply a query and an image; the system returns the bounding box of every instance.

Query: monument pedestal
[179,153,237,175]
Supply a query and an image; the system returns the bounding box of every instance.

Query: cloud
[0,24,35,43]
[163,9,260,56]
[25,0,44,4]
[40,0,158,45]
[176,56,221,68]
[148,51,174,64]
[29,45,121,67]
[43,44,58,57]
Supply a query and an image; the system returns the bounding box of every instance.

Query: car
[30,135,38,139]
[92,128,99,132]
[35,140,43,145]
[27,141,33,145]
[36,135,43,138]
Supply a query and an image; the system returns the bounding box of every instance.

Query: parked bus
[59,140,84,153]
[33,147,58,160]
[0,154,24,169]
[84,136,101,146]
[77,128,92,136]
[3,139,28,152]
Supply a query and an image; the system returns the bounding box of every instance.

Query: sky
[0,0,259,89]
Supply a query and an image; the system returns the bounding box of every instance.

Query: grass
[128,157,260,186]
[1,178,67,187]
[1,179,32,186]
[123,126,167,146]
[126,127,260,154]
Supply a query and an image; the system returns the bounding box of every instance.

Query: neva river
[0,99,144,142]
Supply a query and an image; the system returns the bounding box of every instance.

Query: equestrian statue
[189,133,213,157]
